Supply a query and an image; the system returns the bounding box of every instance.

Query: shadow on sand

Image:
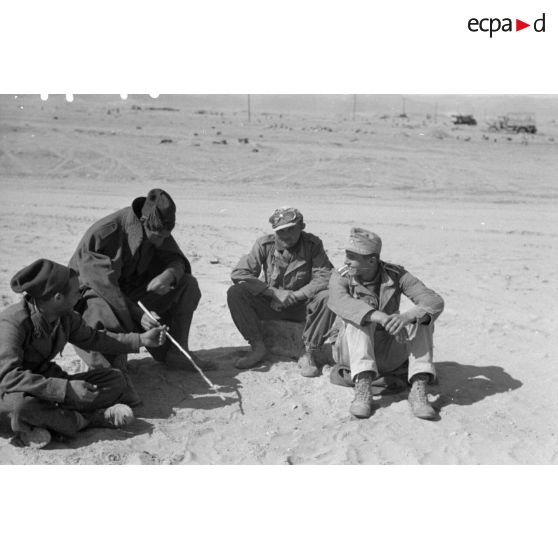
[358,360,523,417]
[0,346,248,450]
[433,360,523,409]
[128,345,248,420]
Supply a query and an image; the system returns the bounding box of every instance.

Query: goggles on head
[269,208,303,230]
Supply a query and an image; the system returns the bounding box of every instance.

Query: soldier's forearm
[232,277,269,296]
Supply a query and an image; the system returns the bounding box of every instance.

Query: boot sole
[350,405,374,419]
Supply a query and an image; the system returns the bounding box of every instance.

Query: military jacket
[328,261,444,326]
[69,198,190,330]
[0,297,142,402]
[231,231,332,300]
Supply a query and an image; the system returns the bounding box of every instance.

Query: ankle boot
[235,339,266,369]
[349,371,376,418]
[409,373,436,420]
[15,427,52,449]
[87,404,135,428]
[298,348,320,377]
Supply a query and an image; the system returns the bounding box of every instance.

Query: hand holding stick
[138,301,226,401]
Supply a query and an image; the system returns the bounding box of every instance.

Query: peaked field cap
[10,259,71,298]
[269,207,303,231]
[140,188,176,231]
[346,227,382,255]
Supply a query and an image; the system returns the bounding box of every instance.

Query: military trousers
[74,273,201,369]
[227,283,336,349]
[0,368,130,437]
[334,320,436,382]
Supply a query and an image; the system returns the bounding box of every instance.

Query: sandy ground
[0,94,557,464]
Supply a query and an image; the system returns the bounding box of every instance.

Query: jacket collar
[273,233,309,276]
[349,261,390,288]
[124,203,146,256]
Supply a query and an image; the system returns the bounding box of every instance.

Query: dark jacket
[0,298,143,402]
[69,198,190,331]
[328,262,444,326]
[231,231,332,300]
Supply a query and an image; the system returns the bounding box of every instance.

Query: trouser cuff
[408,369,436,384]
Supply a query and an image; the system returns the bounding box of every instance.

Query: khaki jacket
[69,198,190,331]
[328,261,444,326]
[231,231,332,300]
[0,298,142,402]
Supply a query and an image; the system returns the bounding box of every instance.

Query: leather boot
[298,348,320,377]
[235,339,266,369]
[349,371,376,418]
[408,373,436,420]
[14,427,52,449]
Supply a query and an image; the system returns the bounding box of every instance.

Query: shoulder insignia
[337,264,350,277]
[383,261,403,275]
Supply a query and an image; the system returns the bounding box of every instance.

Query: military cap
[10,259,71,299]
[140,189,176,231]
[346,227,382,255]
[269,207,304,231]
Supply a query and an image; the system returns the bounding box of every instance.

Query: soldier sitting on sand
[0,259,166,448]
[227,207,336,376]
[327,228,445,420]
[69,188,214,373]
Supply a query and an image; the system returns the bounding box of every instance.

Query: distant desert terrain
[0,94,556,464]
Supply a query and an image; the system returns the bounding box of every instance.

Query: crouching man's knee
[175,273,202,309]
[227,283,252,306]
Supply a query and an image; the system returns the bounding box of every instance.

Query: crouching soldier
[227,207,336,376]
[327,228,444,420]
[69,188,213,372]
[0,259,166,448]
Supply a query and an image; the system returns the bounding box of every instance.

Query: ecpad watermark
[468,13,546,37]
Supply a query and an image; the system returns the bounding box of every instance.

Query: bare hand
[141,310,162,330]
[384,312,413,335]
[66,380,99,405]
[271,288,298,307]
[368,310,389,327]
[140,326,168,347]
[146,270,175,295]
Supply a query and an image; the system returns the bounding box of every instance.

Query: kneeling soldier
[328,228,445,420]
[69,188,213,373]
[0,259,166,448]
[227,207,336,376]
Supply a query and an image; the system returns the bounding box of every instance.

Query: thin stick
[138,301,226,401]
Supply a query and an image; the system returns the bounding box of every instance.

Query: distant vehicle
[452,114,477,125]
[489,112,537,134]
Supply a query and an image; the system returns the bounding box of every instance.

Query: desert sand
[0,94,556,464]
